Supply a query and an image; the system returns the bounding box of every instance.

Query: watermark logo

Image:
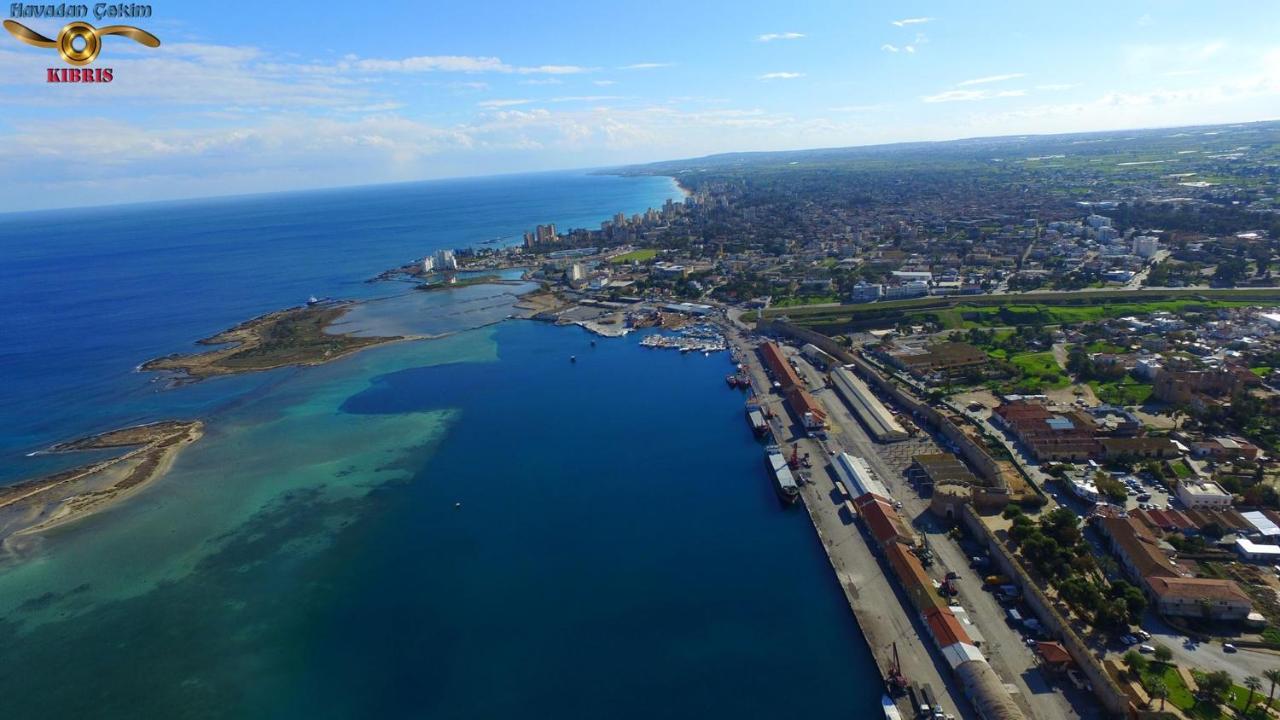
[4,4,159,82]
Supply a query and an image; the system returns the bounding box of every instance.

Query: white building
[1176,480,1232,509]
[1259,312,1280,331]
[1132,235,1160,259]
[1087,214,1112,229]
[883,280,929,300]
[850,282,883,303]
[832,452,890,499]
[433,249,458,271]
[422,256,435,273]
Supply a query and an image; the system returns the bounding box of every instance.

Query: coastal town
[6,119,1278,720]
[411,121,1280,720]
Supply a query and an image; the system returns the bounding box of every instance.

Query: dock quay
[726,318,1094,720]
[720,321,982,720]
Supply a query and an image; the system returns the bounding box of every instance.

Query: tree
[1246,675,1263,710]
[1199,670,1233,707]
[1111,580,1147,621]
[1264,668,1280,710]
[1148,677,1168,711]
[1213,256,1249,287]
[1153,644,1173,664]
[1123,650,1149,678]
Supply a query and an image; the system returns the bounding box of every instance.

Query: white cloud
[828,104,887,113]
[884,33,928,54]
[957,73,1026,86]
[347,55,588,75]
[1035,83,1078,91]
[478,98,533,108]
[593,80,617,86]
[551,95,628,103]
[520,78,563,85]
[758,72,805,80]
[891,17,932,27]
[922,88,1027,103]
[619,62,672,70]
[757,32,805,42]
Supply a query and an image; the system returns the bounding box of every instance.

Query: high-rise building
[422,256,435,273]
[535,224,558,244]
[433,249,458,271]
[1132,235,1160,258]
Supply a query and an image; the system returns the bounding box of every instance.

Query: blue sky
[1,0,1278,210]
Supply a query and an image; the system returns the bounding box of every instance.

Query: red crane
[886,642,908,694]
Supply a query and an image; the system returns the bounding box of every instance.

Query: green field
[1006,351,1069,390]
[610,248,658,264]
[761,288,1280,331]
[773,294,839,308]
[1089,379,1154,406]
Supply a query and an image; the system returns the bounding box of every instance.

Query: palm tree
[1148,678,1168,711]
[1264,668,1280,709]
[1245,675,1263,710]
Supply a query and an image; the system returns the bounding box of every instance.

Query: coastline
[2,171,683,561]
[140,301,409,382]
[0,420,204,551]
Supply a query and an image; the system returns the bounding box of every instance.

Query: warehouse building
[833,452,891,499]
[829,366,909,442]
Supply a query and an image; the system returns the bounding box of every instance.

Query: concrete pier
[722,322,977,720]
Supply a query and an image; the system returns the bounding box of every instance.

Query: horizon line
[2,115,1276,217]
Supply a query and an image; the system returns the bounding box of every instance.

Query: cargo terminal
[829,366,909,442]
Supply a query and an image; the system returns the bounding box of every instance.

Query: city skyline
[1,0,1278,210]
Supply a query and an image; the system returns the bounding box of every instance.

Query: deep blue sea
[0,172,881,718]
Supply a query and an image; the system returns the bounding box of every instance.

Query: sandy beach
[0,421,204,551]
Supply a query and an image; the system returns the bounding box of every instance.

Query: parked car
[1135,630,1151,641]
[1139,645,1156,654]
[1223,643,1238,653]
[1067,669,1091,691]
[1121,635,1138,646]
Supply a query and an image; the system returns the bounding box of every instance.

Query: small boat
[570,355,576,363]
[881,694,902,720]
[726,375,739,388]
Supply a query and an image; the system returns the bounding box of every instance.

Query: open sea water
[0,172,881,718]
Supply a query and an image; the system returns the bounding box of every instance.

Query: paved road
[1145,616,1280,682]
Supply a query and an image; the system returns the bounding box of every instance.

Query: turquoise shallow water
[0,321,882,718]
[0,174,882,718]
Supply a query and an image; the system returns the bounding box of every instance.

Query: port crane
[886,642,908,695]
